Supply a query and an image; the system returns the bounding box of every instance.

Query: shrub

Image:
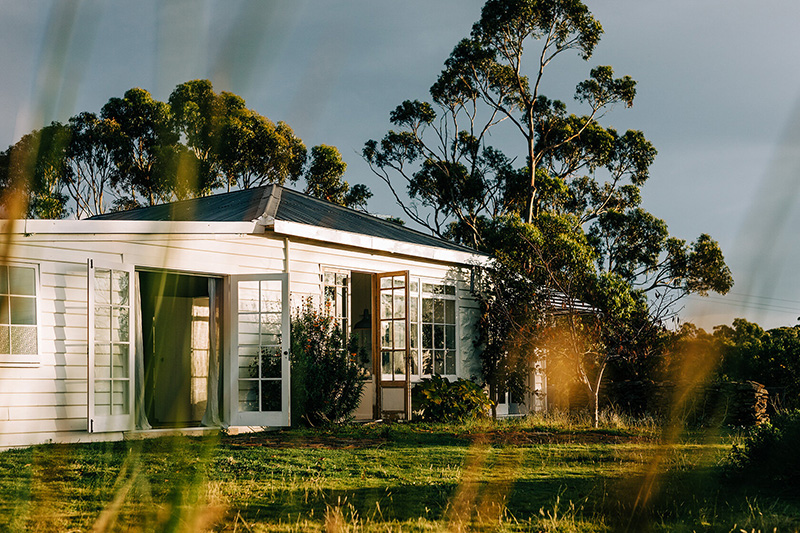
[726,408,800,484]
[412,375,493,422]
[291,300,365,426]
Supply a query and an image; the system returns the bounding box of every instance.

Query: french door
[227,273,290,427]
[88,259,135,433]
[374,271,411,420]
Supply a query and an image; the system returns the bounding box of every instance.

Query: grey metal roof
[90,185,484,256]
[274,187,481,254]
[89,187,266,222]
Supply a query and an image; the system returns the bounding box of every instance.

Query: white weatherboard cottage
[0,185,500,449]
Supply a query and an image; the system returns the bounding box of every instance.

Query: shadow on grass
[225,425,474,449]
[228,466,800,531]
[4,431,800,532]
[599,465,800,532]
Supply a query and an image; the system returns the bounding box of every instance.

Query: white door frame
[87,259,135,433]
[225,273,290,427]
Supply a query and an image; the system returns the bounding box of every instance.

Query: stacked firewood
[599,380,770,426]
[727,381,769,426]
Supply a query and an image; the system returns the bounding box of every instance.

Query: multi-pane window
[323,271,349,341]
[0,264,38,364]
[379,274,407,380]
[411,281,457,377]
[317,271,457,380]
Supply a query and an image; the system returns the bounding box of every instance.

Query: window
[0,264,39,366]
[378,273,408,380]
[91,265,132,419]
[319,271,458,380]
[322,270,349,340]
[410,280,457,377]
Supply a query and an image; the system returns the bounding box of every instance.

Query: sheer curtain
[202,278,223,427]
[134,272,152,430]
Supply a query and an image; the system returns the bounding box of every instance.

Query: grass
[0,415,798,532]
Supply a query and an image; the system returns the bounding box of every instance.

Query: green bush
[726,409,800,484]
[291,300,365,426]
[412,375,493,422]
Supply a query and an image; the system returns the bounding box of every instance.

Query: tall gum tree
[304,145,372,211]
[365,0,733,426]
[1,80,371,218]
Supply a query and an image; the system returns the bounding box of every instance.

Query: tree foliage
[0,79,369,218]
[0,123,71,219]
[726,409,800,486]
[686,318,800,408]
[365,0,733,424]
[63,112,119,218]
[101,87,182,209]
[304,145,373,211]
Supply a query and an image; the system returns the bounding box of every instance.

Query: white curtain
[134,272,152,430]
[202,278,223,427]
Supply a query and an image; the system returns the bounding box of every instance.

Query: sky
[2,0,800,330]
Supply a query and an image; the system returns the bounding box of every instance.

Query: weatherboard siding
[0,253,88,449]
[0,230,480,449]
[1,232,285,450]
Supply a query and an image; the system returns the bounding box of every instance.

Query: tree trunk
[526,136,536,224]
[489,380,497,420]
[588,360,607,429]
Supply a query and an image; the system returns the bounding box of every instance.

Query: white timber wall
[283,237,481,380]
[0,229,481,449]
[0,231,285,450]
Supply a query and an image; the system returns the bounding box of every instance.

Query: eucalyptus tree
[3,79,365,219]
[304,144,372,211]
[0,122,71,219]
[168,79,227,195]
[62,112,119,218]
[365,0,732,424]
[364,0,641,246]
[101,87,181,209]
[217,107,306,191]
[170,81,309,192]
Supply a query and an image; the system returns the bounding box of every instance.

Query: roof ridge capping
[254,184,282,228]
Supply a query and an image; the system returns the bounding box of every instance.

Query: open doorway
[322,269,411,421]
[138,271,222,428]
[349,272,374,420]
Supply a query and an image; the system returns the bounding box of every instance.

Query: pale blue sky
[2,0,800,329]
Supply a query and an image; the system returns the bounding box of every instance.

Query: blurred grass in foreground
[0,414,798,532]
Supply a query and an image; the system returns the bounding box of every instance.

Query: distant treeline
[0,79,370,219]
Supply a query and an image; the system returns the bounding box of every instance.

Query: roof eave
[0,219,259,235]
[271,219,490,266]
[0,218,491,265]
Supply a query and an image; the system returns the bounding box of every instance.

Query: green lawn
[0,419,798,532]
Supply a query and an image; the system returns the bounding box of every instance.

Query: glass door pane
[88,260,134,433]
[229,273,290,427]
[375,271,410,420]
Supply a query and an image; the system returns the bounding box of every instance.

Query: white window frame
[317,269,461,382]
[320,268,351,342]
[87,259,135,433]
[0,262,41,367]
[409,277,459,381]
